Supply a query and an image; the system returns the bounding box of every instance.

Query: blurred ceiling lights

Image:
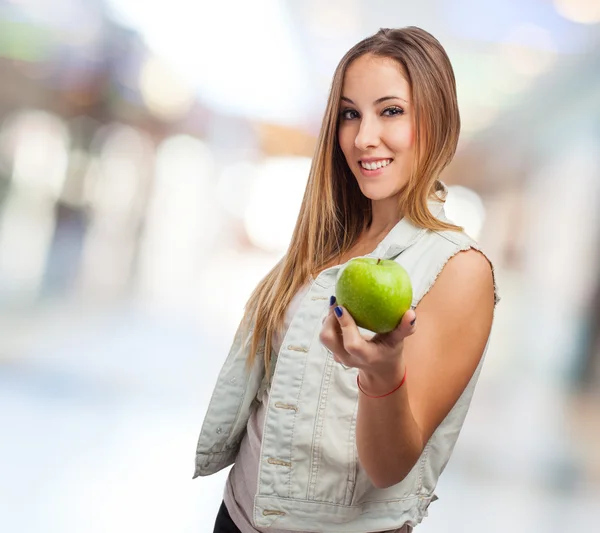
[497,23,557,78]
[554,0,600,24]
[107,0,315,126]
[243,156,312,254]
[458,22,558,139]
[136,135,220,306]
[139,55,195,122]
[444,186,487,240]
[1,109,70,199]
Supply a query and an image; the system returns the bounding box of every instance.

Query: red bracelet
[356,366,407,398]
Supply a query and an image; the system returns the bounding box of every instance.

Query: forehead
[342,54,410,100]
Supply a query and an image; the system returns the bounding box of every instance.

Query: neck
[366,195,403,239]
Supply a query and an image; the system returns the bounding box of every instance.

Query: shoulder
[398,225,499,308]
[439,246,494,297]
[422,244,496,316]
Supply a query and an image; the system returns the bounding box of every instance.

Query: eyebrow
[341,95,408,105]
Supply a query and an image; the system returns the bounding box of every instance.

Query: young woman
[195,26,499,533]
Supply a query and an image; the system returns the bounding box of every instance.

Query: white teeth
[360,159,392,170]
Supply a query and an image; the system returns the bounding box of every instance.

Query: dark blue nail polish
[330,295,336,306]
[410,316,417,326]
[334,306,343,318]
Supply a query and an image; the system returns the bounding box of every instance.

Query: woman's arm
[322,249,495,489]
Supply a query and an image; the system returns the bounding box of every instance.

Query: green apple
[335,258,413,333]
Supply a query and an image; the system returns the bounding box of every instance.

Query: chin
[357,183,400,202]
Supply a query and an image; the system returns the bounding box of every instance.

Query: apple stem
[377,258,381,265]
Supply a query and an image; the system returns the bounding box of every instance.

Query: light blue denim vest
[194,188,499,532]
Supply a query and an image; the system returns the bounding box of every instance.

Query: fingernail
[330,295,336,306]
[410,316,417,326]
[334,306,343,318]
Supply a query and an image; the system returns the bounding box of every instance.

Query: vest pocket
[344,396,360,506]
[307,356,359,504]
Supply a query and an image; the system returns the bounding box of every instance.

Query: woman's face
[337,53,415,202]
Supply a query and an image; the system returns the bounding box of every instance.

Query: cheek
[389,124,414,151]
[406,126,415,149]
[337,127,354,159]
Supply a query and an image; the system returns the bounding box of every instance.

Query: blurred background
[1,0,600,532]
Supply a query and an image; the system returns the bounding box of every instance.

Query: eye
[340,108,359,120]
[382,106,404,117]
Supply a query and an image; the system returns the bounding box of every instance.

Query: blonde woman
[195,26,499,533]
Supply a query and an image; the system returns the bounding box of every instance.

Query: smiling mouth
[359,159,393,170]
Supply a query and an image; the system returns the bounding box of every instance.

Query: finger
[402,308,417,333]
[320,319,353,367]
[333,306,369,358]
[323,296,341,335]
[386,308,417,344]
[321,295,337,325]
[319,311,346,355]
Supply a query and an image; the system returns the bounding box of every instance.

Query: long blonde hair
[244,26,462,375]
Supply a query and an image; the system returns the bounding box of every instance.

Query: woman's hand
[319,296,417,377]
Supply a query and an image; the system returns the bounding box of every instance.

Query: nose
[354,116,381,151]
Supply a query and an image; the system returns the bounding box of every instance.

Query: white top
[223,283,408,533]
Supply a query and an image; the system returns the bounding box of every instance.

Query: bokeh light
[244,156,312,253]
[554,0,600,24]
